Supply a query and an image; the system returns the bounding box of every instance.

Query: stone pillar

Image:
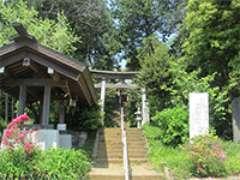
[100,78,106,113]
[18,84,26,115]
[189,93,209,139]
[232,98,240,142]
[41,84,51,126]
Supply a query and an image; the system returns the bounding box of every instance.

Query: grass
[223,141,240,175]
[146,139,240,179]
[147,140,192,179]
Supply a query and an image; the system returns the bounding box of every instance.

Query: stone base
[31,129,59,150]
[59,134,72,149]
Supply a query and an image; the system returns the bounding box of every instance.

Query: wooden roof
[0,35,97,105]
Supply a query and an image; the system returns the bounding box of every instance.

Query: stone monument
[189,93,209,139]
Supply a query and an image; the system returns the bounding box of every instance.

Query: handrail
[121,106,130,180]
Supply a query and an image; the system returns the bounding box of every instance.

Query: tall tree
[112,0,185,70]
[181,0,240,94]
[28,0,120,70]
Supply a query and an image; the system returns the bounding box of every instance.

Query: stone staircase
[126,128,148,165]
[89,128,162,180]
[94,128,123,166]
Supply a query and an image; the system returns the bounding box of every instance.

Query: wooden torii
[90,69,150,126]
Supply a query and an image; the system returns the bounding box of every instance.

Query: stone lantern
[135,107,142,128]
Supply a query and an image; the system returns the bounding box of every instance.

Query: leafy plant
[0,147,36,179]
[0,148,91,179]
[151,106,188,146]
[34,148,91,180]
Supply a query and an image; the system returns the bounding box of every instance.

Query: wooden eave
[0,38,97,105]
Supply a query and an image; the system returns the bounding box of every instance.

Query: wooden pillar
[5,93,9,121]
[100,78,106,113]
[59,101,65,123]
[41,84,51,126]
[11,97,15,119]
[18,85,26,115]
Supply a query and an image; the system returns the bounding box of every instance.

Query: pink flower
[19,114,29,121]
[18,131,27,140]
[4,129,13,138]
[24,142,34,153]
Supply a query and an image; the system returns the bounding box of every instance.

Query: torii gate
[90,69,150,126]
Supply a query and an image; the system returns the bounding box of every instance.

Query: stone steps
[89,128,161,180]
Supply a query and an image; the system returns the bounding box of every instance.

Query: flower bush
[1,114,35,154]
[185,134,227,177]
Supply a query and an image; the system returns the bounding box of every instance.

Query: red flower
[24,142,34,153]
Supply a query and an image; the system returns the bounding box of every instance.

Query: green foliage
[112,0,185,70]
[146,139,192,179]
[125,89,141,127]
[0,0,79,54]
[66,105,102,130]
[28,0,120,69]
[0,148,35,179]
[147,106,188,146]
[137,36,173,112]
[0,148,91,179]
[35,149,91,179]
[179,0,240,138]
[104,89,120,127]
[185,134,227,177]
[223,141,240,175]
[138,37,231,138]
[146,133,240,179]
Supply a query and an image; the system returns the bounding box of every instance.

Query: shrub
[35,148,91,179]
[143,124,162,144]
[185,134,227,177]
[0,148,91,179]
[0,147,37,179]
[152,106,188,146]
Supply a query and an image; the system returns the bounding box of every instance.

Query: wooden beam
[6,78,66,88]
[90,69,138,80]
[94,83,138,89]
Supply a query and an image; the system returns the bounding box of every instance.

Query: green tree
[137,35,231,138]
[27,0,121,69]
[181,0,240,94]
[0,0,79,54]
[112,0,185,70]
